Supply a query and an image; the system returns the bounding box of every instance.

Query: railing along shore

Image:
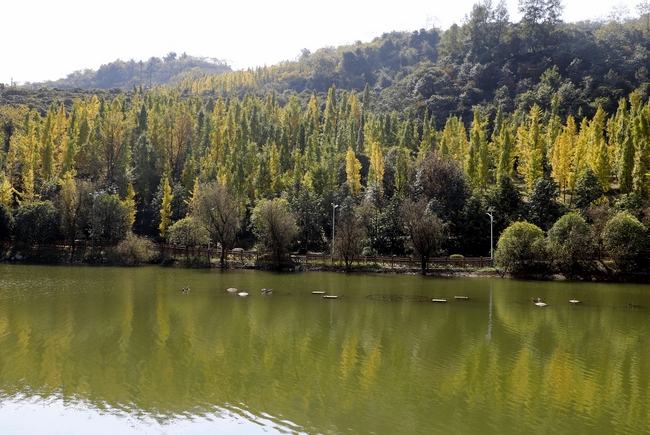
[1,241,494,269]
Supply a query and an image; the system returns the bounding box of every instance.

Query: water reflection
[0,394,297,434]
[0,265,649,434]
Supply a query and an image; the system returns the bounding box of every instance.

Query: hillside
[27,53,230,90]
[0,1,648,268]
[182,5,650,123]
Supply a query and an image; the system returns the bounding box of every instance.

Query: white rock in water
[226,287,238,293]
[238,292,249,297]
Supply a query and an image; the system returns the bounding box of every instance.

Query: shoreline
[1,247,648,283]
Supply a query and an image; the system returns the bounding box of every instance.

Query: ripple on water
[0,394,306,435]
[1,267,650,434]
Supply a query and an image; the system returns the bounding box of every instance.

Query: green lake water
[0,264,649,434]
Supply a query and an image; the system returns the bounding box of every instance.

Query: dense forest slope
[25,53,230,90]
[183,5,650,122]
[0,1,648,273]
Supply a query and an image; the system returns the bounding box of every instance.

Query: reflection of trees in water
[0,267,648,434]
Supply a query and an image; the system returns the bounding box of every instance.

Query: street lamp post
[331,203,339,262]
[486,211,494,260]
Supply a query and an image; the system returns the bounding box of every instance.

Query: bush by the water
[13,201,59,246]
[167,217,210,248]
[547,212,594,274]
[602,212,648,272]
[114,233,157,265]
[495,221,547,274]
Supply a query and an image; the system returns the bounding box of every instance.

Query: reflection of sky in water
[0,394,303,434]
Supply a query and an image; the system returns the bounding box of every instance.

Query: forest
[0,0,648,275]
[24,53,231,90]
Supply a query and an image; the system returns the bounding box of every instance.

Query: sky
[0,0,641,85]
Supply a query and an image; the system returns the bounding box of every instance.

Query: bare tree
[403,199,445,275]
[193,182,243,268]
[334,203,366,271]
[251,198,298,269]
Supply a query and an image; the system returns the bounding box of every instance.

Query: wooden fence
[158,244,493,269]
[1,241,493,269]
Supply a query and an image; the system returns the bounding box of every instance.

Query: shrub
[13,201,59,246]
[114,233,157,265]
[602,212,648,272]
[547,212,594,274]
[495,221,547,274]
[449,254,465,260]
[167,216,210,248]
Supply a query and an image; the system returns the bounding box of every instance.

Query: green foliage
[30,53,230,90]
[158,176,173,238]
[57,171,82,244]
[167,216,210,248]
[457,194,490,256]
[526,176,563,230]
[602,212,648,272]
[495,221,547,274]
[370,196,406,255]
[192,182,242,267]
[416,152,467,222]
[547,212,594,274]
[13,201,59,246]
[574,168,604,211]
[487,176,523,235]
[179,9,648,123]
[0,3,649,264]
[289,188,324,253]
[89,192,130,245]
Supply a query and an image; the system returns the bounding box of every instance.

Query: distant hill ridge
[26,52,231,90]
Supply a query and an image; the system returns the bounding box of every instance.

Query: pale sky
[0,0,640,85]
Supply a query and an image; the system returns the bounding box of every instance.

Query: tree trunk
[69,240,76,263]
[220,246,226,269]
[421,255,428,275]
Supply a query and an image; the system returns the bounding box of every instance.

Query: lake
[0,264,648,434]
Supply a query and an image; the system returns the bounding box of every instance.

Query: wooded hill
[182,4,650,123]
[23,53,230,90]
[0,0,648,272]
